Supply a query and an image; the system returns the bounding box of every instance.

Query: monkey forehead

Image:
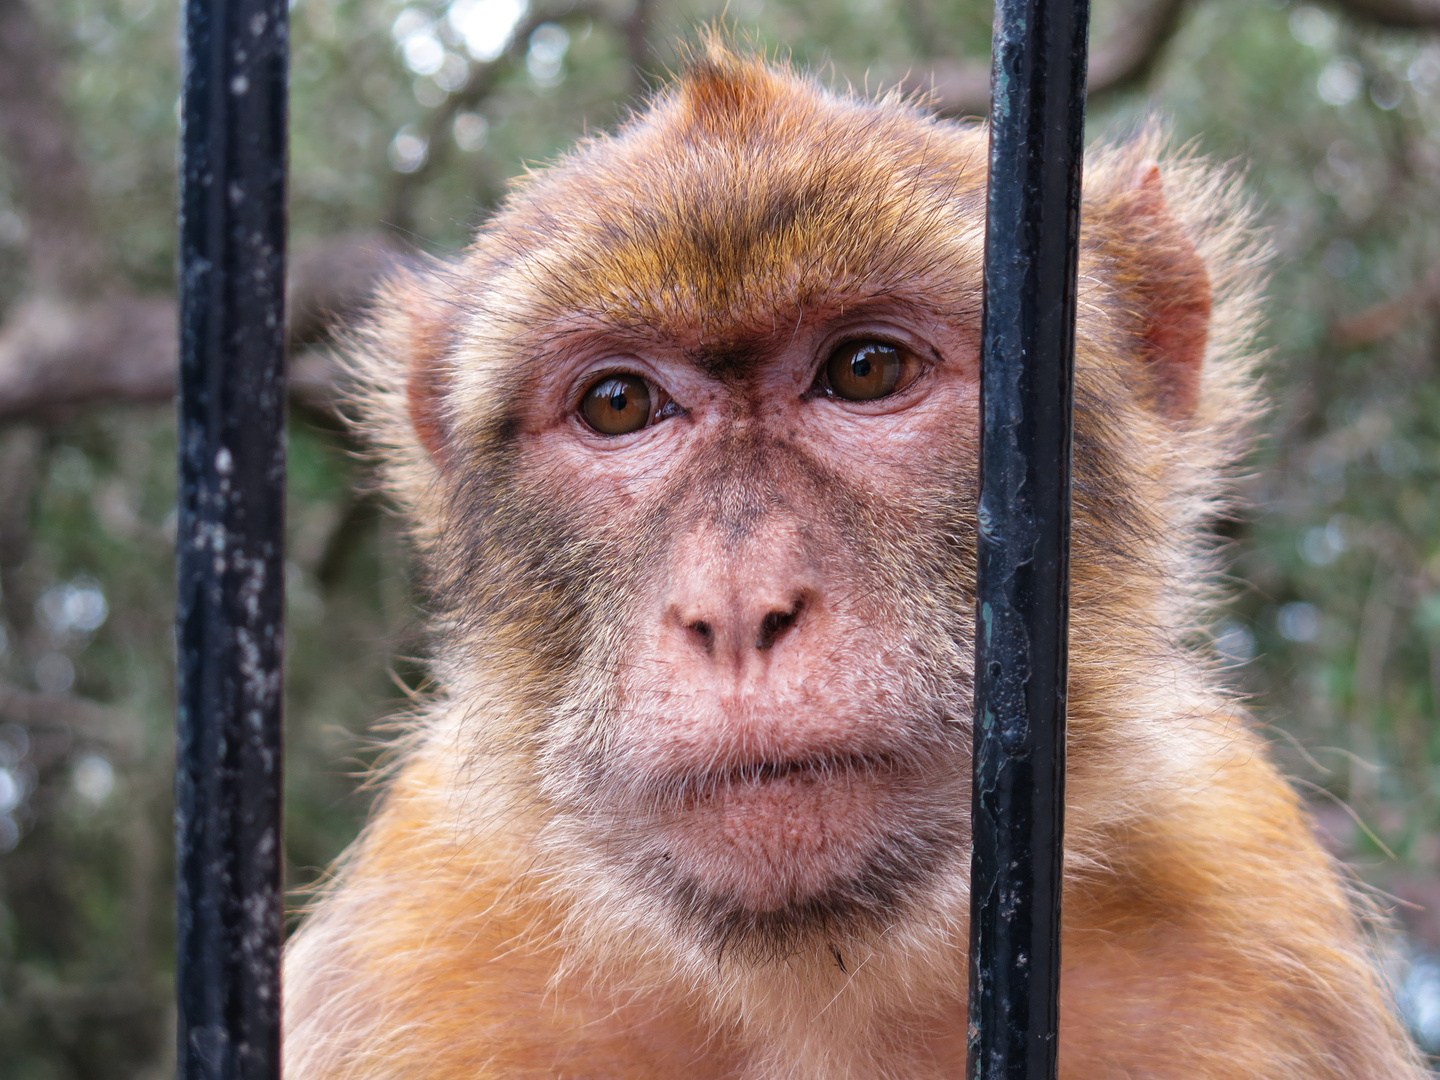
[461,53,989,349]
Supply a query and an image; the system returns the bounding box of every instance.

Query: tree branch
[0,294,176,419]
[923,0,1190,116]
[0,234,402,422]
[384,0,609,236]
[0,680,144,759]
[1087,0,1192,94]
[1325,0,1440,28]
[1332,258,1440,348]
[920,0,1440,118]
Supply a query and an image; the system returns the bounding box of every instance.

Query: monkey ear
[1116,164,1213,421]
[399,288,456,470]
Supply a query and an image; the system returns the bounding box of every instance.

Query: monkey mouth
[675,752,897,801]
[592,744,967,921]
[580,704,968,924]
[602,749,969,951]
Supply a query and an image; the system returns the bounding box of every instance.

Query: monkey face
[429,281,985,956]
[425,262,992,959]
[368,63,1005,958]
[377,54,1226,963]
[528,305,980,942]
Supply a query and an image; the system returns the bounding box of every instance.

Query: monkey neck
[552,868,974,1080]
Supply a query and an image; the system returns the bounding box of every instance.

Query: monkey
[281,44,1428,1080]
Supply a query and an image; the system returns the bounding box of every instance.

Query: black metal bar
[176,0,288,1077]
[967,1,1089,1078]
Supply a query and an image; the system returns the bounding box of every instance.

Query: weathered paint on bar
[176,1,288,1076]
[968,1,1089,1078]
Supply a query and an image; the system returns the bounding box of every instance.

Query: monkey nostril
[756,600,803,652]
[687,620,715,653]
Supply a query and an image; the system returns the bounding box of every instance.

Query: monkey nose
[673,592,808,666]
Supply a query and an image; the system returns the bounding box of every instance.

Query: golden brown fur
[283,45,1426,1080]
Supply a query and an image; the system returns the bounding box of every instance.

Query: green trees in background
[1,0,1439,1074]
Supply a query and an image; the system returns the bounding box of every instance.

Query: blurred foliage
[1,0,1439,1075]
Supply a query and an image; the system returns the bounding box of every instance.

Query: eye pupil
[825,341,907,401]
[581,374,652,435]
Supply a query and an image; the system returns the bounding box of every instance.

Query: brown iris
[581,374,652,435]
[825,341,911,401]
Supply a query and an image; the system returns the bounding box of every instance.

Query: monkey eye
[580,373,675,435]
[822,341,919,402]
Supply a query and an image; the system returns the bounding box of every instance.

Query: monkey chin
[605,754,969,960]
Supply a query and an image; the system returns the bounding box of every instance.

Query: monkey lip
[676,752,897,800]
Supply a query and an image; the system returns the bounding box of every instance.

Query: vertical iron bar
[176,0,288,1077]
[967,1,1089,1079]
